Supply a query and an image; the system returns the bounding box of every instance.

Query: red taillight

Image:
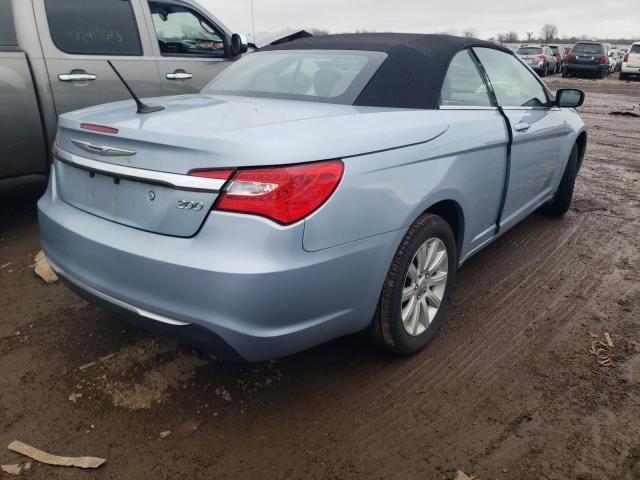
[80,123,118,134]
[537,54,546,60]
[215,160,343,225]
[624,53,629,63]
[565,53,571,62]
[599,55,606,64]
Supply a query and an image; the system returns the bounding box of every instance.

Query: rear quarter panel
[303,109,509,260]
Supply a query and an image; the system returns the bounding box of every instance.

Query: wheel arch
[421,199,465,262]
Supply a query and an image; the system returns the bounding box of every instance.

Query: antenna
[250,0,256,44]
[107,61,165,115]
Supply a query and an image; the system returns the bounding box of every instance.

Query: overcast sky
[198,0,639,41]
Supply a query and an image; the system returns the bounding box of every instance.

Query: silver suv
[517,45,557,76]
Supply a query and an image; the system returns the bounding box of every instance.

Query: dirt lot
[1,75,639,480]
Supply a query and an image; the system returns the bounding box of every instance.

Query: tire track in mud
[353,221,608,458]
[287,154,636,477]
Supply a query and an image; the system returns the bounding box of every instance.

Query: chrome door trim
[54,147,227,193]
[48,259,191,327]
[166,72,194,80]
[58,73,97,82]
[438,105,499,110]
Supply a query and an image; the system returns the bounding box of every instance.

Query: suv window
[440,50,492,107]
[473,47,549,108]
[517,47,542,55]
[149,1,226,57]
[630,45,640,54]
[572,43,604,55]
[44,0,142,56]
[0,0,17,46]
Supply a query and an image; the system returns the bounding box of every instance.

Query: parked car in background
[608,49,620,72]
[0,0,249,181]
[563,41,611,78]
[39,33,587,361]
[620,42,640,80]
[546,45,563,73]
[516,45,557,76]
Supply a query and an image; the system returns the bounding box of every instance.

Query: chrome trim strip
[438,105,498,110]
[72,139,137,157]
[54,147,227,193]
[48,259,191,327]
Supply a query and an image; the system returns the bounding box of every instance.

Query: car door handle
[58,72,97,82]
[166,71,193,80]
[514,122,531,132]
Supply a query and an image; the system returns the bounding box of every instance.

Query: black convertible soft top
[263,33,513,109]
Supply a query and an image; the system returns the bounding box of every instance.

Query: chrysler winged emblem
[72,139,136,157]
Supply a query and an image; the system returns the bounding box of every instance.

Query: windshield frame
[201,49,389,105]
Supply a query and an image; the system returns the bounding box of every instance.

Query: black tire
[562,69,569,78]
[620,73,627,81]
[543,143,579,216]
[598,69,606,79]
[539,64,547,77]
[369,213,457,355]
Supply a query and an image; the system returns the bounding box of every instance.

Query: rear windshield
[572,43,604,54]
[631,45,640,54]
[548,46,559,54]
[517,47,542,55]
[202,50,388,104]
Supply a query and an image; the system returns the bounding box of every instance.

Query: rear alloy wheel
[369,213,456,355]
[400,238,449,336]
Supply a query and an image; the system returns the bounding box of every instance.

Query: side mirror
[230,33,248,57]
[555,88,585,108]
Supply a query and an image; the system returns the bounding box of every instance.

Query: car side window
[149,1,226,57]
[43,0,143,56]
[440,50,493,107]
[473,47,549,108]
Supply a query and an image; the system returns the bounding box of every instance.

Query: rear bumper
[565,64,607,75]
[621,64,640,75]
[38,173,404,361]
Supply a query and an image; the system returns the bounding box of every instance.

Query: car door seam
[495,106,513,235]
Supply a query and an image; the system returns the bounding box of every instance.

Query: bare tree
[540,24,558,42]
[497,31,519,43]
[463,29,477,38]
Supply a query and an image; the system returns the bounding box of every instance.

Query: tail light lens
[624,53,629,62]
[599,55,606,64]
[214,160,343,225]
[537,54,546,60]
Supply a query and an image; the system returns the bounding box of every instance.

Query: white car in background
[608,50,619,72]
[620,42,640,80]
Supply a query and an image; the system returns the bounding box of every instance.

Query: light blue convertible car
[38,34,587,361]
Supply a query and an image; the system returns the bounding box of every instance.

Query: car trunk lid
[54,94,449,237]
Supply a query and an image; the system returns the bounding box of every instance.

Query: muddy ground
[1,74,639,480]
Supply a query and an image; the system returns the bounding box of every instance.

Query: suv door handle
[59,71,97,82]
[514,122,531,132]
[166,70,193,80]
